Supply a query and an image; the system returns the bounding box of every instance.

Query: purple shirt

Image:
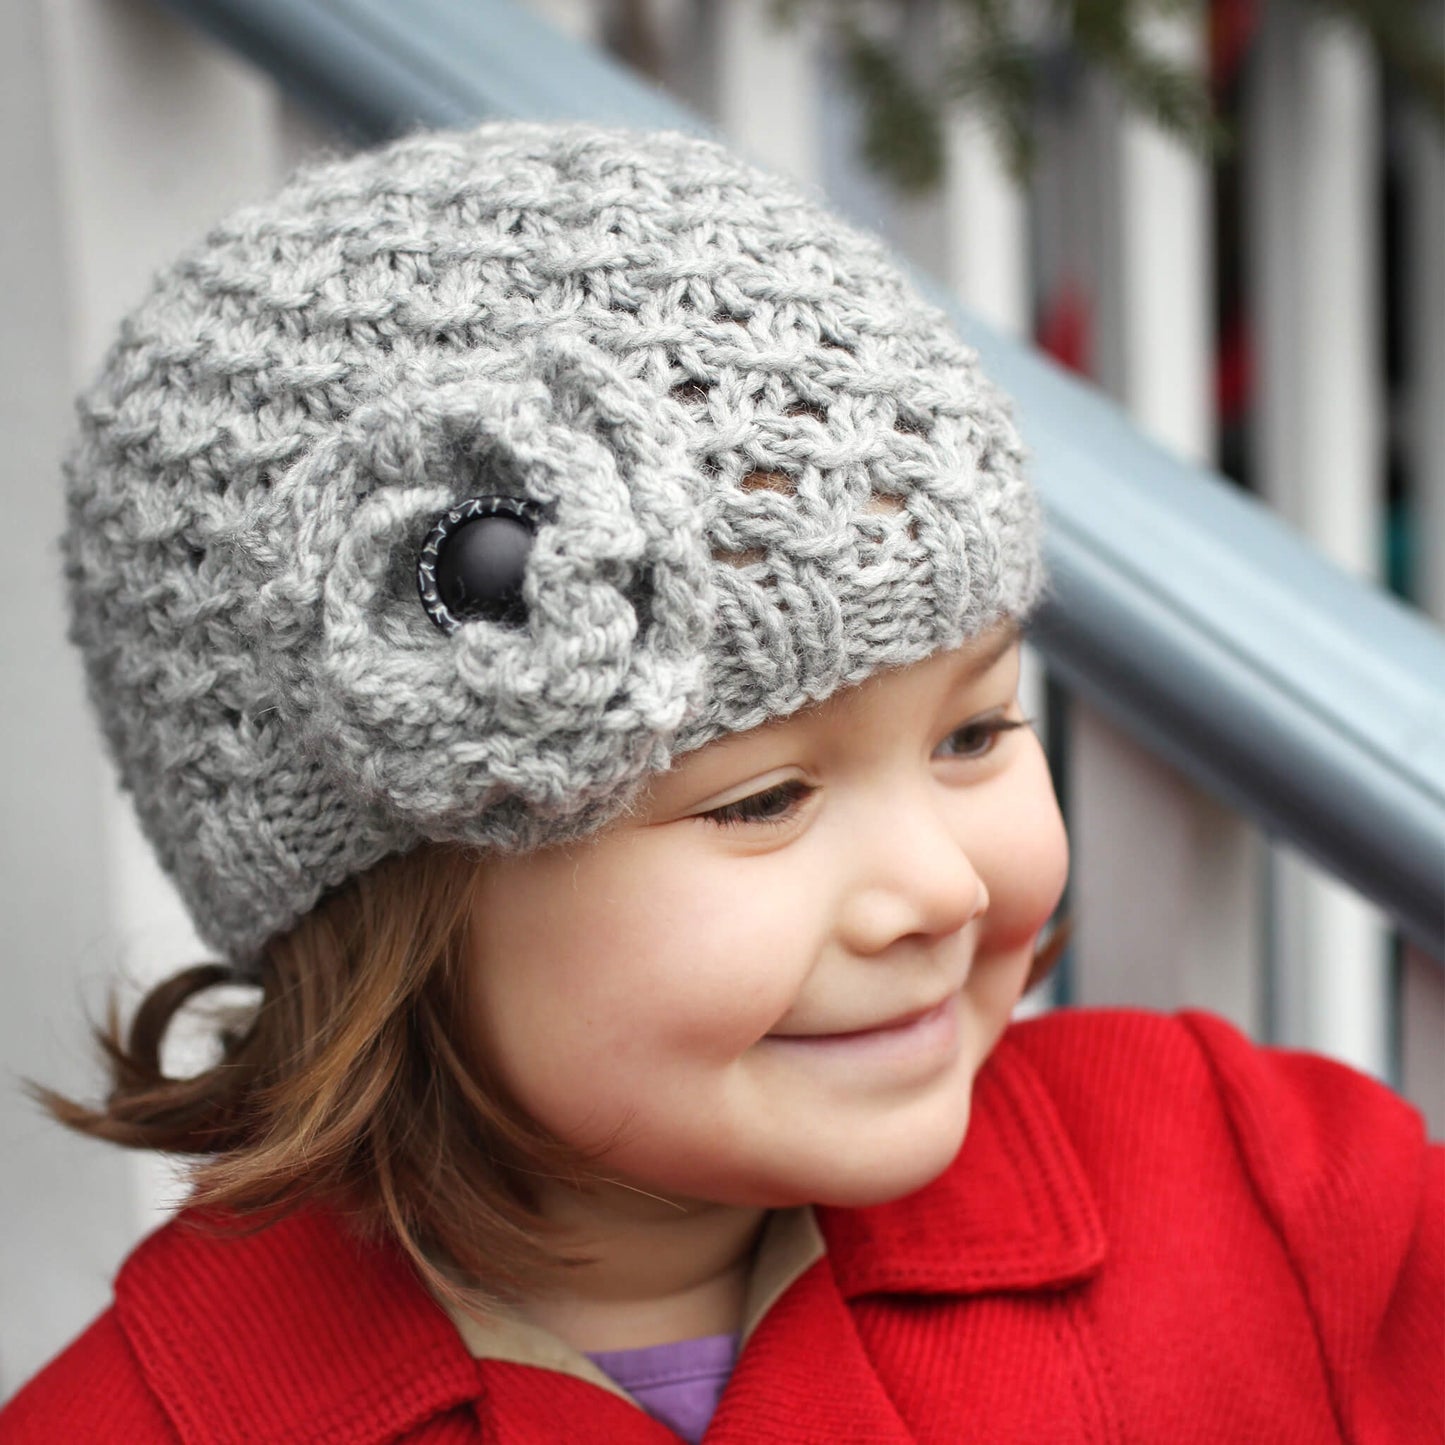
[586,1332,740,1442]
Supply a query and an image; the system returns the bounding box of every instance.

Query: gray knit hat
[64,122,1043,965]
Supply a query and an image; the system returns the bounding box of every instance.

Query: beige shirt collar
[437,1206,825,1406]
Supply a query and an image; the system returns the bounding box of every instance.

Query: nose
[835,786,989,956]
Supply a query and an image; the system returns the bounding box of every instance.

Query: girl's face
[466,625,1068,1212]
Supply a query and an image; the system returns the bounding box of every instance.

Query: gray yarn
[63,123,1044,966]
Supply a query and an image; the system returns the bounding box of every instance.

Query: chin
[798,1106,974,1211]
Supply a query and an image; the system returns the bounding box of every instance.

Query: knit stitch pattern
[63,123,1043,964]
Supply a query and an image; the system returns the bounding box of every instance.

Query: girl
[2,123,1439,1444]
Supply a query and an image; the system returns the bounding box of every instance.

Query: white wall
[0,0,340,1393]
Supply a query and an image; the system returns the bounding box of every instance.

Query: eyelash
[702,779,812,829]
[699,715,1032,828]
[935,714,1031,761]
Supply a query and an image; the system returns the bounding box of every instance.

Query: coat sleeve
[1180,1010,1444,1445]
[0,1306,179,1443]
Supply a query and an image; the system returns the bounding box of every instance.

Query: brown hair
[36,843,591,1307]
[39,842,1070,1306]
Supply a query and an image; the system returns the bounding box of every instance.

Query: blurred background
[3,0,1441,1397]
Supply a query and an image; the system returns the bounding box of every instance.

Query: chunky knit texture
[63,123,1043,964]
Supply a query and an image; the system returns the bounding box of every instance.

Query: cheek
[462,838,811,1143]
[579,850,813,1055]
[463,850,640,1133]
[974,746,1070,952]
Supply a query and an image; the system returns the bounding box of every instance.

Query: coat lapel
[819,1030,1107,1301]
[707,1260,916,1443]
[115,1207,481,1445]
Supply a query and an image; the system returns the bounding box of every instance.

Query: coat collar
[112,1028,1105,1443]
[817,1027,1107,1298]
[114,1204,480,1445]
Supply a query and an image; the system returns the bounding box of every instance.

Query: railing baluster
[1398,99,1445,1123]
[1246,0,1391,1079]
[707,0,817,183]
[1066,8,1265,1029]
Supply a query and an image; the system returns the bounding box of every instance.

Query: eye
[700,779,812,828]
[935,714,1030,761]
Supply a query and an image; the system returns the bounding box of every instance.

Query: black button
[418,497,541,633]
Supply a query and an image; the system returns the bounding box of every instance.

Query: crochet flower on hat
[243,339,712,849]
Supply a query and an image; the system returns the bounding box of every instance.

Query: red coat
[4,1008,1441,1443]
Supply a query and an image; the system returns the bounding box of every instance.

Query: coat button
[418,496,541,633]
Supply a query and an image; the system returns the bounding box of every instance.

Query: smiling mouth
[762,994,962,1071]
[772,998,952,1042]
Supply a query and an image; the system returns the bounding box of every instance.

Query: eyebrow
[953,621,1023,683]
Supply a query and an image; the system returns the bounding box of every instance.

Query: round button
[418,497,542,633]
